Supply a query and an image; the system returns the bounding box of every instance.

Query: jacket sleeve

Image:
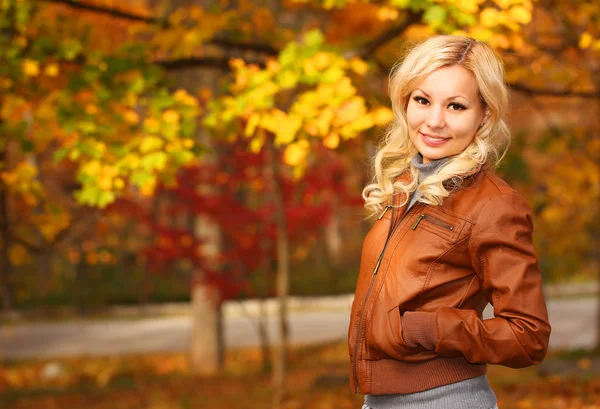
[403,191,551,368]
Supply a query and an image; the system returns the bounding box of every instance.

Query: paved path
[0,298,596,360]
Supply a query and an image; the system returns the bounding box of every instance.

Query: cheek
[406,103,422,129]
[450,116,480,140]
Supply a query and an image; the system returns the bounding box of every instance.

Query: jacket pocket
[409,211,469,244]
[387,305,413,351]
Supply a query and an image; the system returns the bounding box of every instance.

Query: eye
[448,102,467,111]
[413,96,429,105]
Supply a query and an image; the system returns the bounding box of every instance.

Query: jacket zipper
[377,205,392,220]
[411,214,454,231]
[352,200,417,393]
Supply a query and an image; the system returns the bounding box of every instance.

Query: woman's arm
[401,191,551,368]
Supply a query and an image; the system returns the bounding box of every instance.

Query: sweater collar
[411,153,451,183]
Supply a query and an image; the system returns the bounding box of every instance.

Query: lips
[420,132,450,147]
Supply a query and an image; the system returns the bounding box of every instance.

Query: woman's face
[406,65,488,163]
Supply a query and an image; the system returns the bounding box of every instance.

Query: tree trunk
[74,250,88,316]
[265,136,290,409]
[257,298,272,373]
[0,148,14,312]
[189,283,223,373]
[36,249,52,298]
[324,194,342,276]
[189,209,223,373]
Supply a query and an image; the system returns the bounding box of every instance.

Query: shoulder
[444,169,533,222]
[469,171,534,231]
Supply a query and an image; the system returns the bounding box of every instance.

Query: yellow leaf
[323,132,340,149]
[162,110,180,124]
[124,110,140,125]
[314,108,334,136]
[82,160,101,177]
[371,107,394,126]
[22,59,40,77]
[455,0,479,14]
[229,58,245,69]
[85,104,98,115]
[334,97,367,125]
[245,112,261,137]
[98,176,112,191]
[144,117,161,133]
[493,0,514,8]
[140,136,164,153]
[44,63,60,77]
[377,6,399,21]
[480,8,500,28]
[174,89,198,106]
[283,140,310,166]
[249,132,265,153]
[349,57,369,75]
[489,34,510,49]
[274,115,302,146]
[114,178,125,189]
[403,24,434,42]
[139,179,157,196]
[266,59,280,72]
[579,32,594,49]
[303,59,317,76]
[312,52,333,71]
[509,6,531,24]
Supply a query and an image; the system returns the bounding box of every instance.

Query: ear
[483,108,491,123]
[480,109,491,128]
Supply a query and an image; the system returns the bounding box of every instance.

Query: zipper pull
[378,205,392,220]
[373,252,384,275]
[411,214,426,230]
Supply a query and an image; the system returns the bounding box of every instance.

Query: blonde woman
[348,35,551,409]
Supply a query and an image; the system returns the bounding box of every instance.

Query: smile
[420,132,451,147]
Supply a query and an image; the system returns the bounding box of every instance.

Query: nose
[425,106,445,129]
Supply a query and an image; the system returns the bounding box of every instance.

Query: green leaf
[53,147,70,164]
[278,43,298,67]
[97,190,116,208]
[140,151,168,171]
[59,39,82,61]
[389,0,411,8]
[131,169,154,187]
[75,186,101,206]
[172,150,194,165]
[303,30,324,48]
[424,5,447,27]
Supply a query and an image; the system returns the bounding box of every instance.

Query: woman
[348,35,551,409]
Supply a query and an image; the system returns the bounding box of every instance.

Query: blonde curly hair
[363,35,510,218]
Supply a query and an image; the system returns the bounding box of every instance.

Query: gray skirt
[363,375,497,409]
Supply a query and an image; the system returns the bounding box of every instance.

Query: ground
[0,341,598,409]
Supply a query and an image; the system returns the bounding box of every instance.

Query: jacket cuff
[401,311,439,350]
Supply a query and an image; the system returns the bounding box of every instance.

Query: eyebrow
[415,88,470,102]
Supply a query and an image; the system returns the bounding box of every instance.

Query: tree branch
[156,55,267,70]
[43,0,160,23]
[8,232,43,253]
[42,0,279,56]
[509,83,600,98]
[40,0,600,100]
[345,11,424,60]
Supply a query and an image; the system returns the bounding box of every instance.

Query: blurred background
[0,0,598,408]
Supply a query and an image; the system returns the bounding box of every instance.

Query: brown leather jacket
[348,169,551,395]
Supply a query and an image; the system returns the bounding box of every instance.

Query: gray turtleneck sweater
[405,153,451,213]
[363,153,498,409]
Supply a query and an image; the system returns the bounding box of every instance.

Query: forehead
[415,65,480,99]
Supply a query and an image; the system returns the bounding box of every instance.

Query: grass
[1,341,599,409]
